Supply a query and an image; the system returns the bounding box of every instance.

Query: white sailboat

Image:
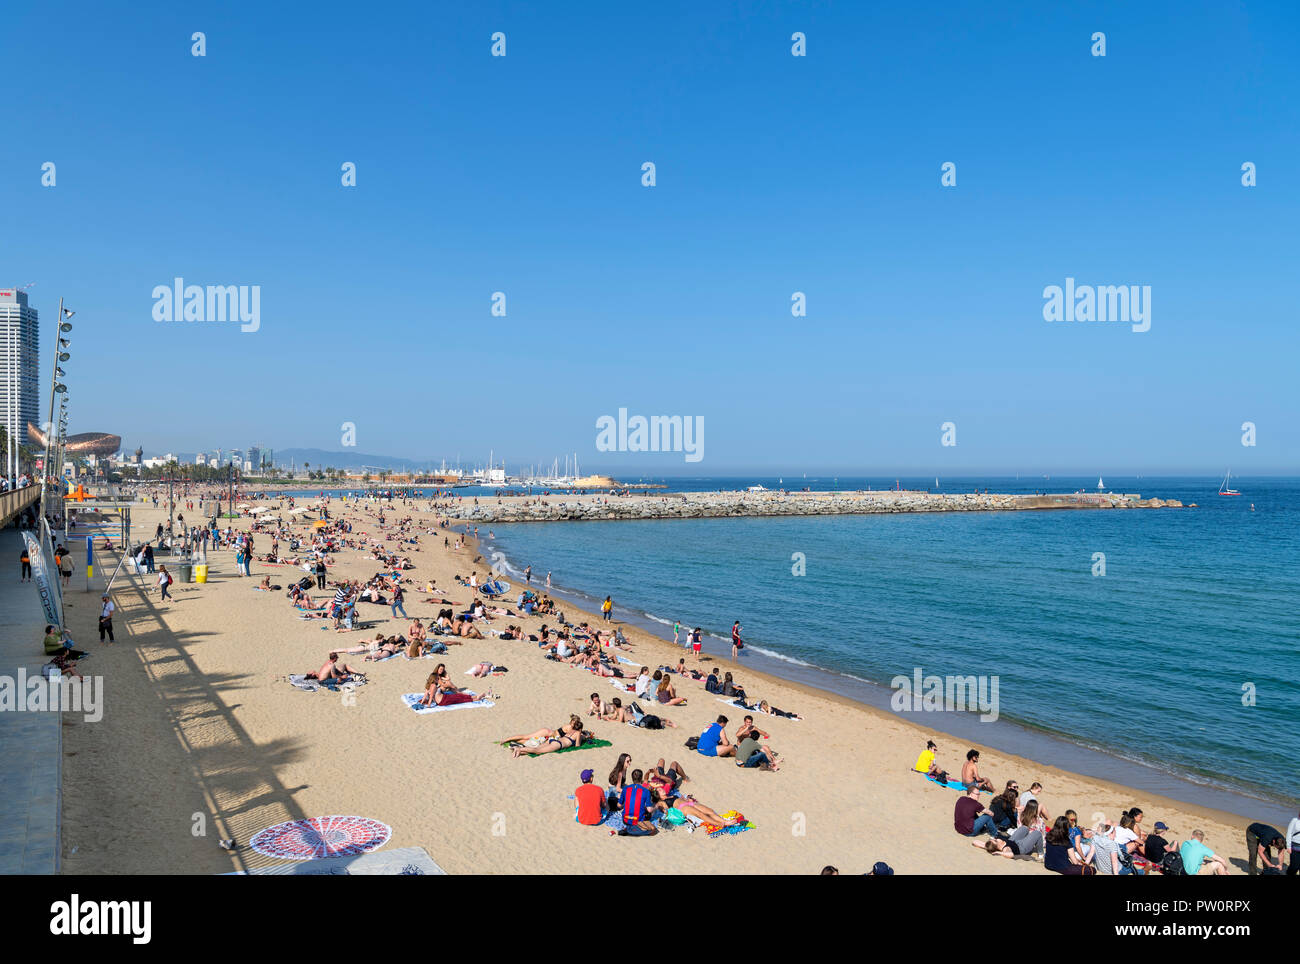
[1218,470,1241,496]
[1097,477,1104,490]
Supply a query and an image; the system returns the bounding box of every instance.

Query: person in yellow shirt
[914,740,938,775]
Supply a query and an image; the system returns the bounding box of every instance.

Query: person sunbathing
[467,661,496,677]
[512,727,592,758]
[646,758,689,796]
[311,653,364,683]
[452,617,484,639]
[503,717,582,751]
[664,796,741,827]
[757,699,801,719]
[365,637,404,660]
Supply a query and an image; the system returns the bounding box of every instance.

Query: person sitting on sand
[989,786,1019,831]
[452,616,484,639]
[1180,829,1230,876]
[961,749,995,792]
[655,676,687,706]
[574,769,606,826]
[618,770,657,836]
[1044,816,1094,875]
[311,652,364,684]
[720,672,747,701]
[734,727,779,771]
[953,786,999,838]
[735,715,770,742]
[697,715,737,758]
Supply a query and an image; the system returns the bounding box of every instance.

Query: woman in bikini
[656,676,687,706]
[512,726,591,758]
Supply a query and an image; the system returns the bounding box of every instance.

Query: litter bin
[178,563,193,584]
[194,564,208,584]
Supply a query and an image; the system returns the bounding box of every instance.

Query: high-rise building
[0,288,41,446]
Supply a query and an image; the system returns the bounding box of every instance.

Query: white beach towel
[400,693,494,715]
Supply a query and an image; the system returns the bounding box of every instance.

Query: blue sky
[5,0,1298,475]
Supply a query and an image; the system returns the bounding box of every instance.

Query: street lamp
[39,301,73,526]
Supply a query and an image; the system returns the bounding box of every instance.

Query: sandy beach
[59,494,1255,875]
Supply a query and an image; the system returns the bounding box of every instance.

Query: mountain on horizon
[269,448,443,472]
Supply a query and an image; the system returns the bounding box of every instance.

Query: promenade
[0,524,62,873]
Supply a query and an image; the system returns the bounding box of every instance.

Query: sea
[468,476,1298,826]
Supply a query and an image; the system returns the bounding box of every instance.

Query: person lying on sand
[512,727,593,757]
[645,758,689,796]
[660,795,740,827]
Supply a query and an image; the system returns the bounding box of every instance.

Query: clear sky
[5,0,1297,475]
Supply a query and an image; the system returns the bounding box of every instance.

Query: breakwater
[441,490,1184,522]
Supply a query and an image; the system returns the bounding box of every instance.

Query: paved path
[0,526,62,874]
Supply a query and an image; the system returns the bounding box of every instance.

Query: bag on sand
[1160,852,1186,876]
[685,736,700,751]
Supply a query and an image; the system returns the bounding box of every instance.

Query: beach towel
[517,738,613,756]
[289,674,322,692]
[400,693,495,715]
[249,815,392,861]
[924,773,982,792]
[703,810,755,838]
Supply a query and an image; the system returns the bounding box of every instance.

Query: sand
[58,492,1254,875]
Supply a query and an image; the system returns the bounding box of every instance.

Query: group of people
[919,740,1296,876]
[573,754,744,836]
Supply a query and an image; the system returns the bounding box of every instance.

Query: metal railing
[0,484,41,527]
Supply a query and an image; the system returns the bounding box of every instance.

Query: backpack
[1160,852,1186,876]
[166,573,174,586]
[685,736,700,751]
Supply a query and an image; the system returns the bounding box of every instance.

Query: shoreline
[481,527,1292,829]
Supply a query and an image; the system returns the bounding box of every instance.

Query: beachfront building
[0,288,41,447]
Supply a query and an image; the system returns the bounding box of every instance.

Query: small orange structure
[64,484,92,502]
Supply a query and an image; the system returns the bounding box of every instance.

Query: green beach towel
[519,738,613,756]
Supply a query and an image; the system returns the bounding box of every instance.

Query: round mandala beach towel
[249,815,392,860]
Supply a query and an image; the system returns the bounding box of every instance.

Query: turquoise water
[482,477,1300,814]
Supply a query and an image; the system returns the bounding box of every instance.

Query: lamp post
[38,300,72,526]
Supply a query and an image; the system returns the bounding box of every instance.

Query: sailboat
[1218,470,1241,496]
[1097,477,1104,490]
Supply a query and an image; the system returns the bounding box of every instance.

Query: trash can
[194,565,208,584]
[179,563,193,584]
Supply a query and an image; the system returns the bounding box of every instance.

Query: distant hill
[268,448,441,472]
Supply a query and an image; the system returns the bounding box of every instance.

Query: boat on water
[1097,477,1104,490]
[1218,470,1241,496]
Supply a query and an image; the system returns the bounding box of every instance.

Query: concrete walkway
[0,526,62,874]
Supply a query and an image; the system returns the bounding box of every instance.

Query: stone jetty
[438,490,1183,523]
